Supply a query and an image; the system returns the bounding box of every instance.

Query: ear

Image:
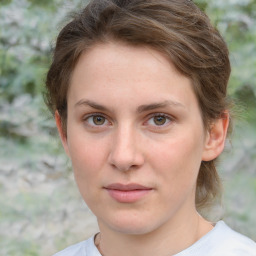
[55,111,70,157]
[202,112,229,161]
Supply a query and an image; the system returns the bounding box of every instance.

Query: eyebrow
[75,99,108,111]
[75,99,185,112]
[137,100,185,113]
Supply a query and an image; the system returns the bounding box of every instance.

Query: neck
[96,211,213,256]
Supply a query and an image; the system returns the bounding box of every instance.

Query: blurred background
[0,0,255,255]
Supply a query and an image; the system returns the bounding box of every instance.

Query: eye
[153,116,167,125]
[84,114,110,127]
[92,115,106,125]
[147,114,172,127]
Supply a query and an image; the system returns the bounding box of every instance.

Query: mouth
[104,183,153,203]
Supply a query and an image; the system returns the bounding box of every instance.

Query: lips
[104,183,152,203]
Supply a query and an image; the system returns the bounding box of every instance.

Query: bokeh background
[0,0,255,255]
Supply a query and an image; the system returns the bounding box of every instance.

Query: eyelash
[82,113,174,129]
[83,113,111,128]
[145,113,173,128]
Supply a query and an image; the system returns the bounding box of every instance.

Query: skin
[56,42,229,256]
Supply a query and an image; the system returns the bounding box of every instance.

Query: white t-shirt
[53,221,256,256]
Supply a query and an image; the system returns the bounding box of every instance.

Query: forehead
[68,41,198,111]
[74,42,178,78]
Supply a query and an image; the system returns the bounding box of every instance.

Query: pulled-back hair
[45,0,232,211]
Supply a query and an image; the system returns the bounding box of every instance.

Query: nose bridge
[108,122,143,171]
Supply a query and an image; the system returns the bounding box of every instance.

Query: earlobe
[55,111,70,157]
[202,112,229,161]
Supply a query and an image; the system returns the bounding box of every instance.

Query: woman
[45,0,256,255]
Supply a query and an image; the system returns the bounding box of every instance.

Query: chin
[111,224,154,235]
[101,213,161,235]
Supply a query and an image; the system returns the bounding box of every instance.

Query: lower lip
[106,189,152,203]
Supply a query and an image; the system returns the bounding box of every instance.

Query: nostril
[108,130,144,171]
[109,154,144,172]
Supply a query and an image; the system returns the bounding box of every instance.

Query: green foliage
[2,239,39,256]
[0,0,12,6]
[195,0,256,127]
[1,0,54,101]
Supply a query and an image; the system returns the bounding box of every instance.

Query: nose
[108,125,144,172]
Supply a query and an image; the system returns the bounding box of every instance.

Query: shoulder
[210,221,256,256]
[53,236,101,256]
[175,221,256,256]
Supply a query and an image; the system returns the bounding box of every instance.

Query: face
[57,42,223,235]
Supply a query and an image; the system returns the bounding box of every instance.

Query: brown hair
[45,0,232,211]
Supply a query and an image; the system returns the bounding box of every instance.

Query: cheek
[148,133,203,186]
[66,135,108,207]
[67,133,108,181]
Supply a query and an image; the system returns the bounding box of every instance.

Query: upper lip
[104,183,152,191]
